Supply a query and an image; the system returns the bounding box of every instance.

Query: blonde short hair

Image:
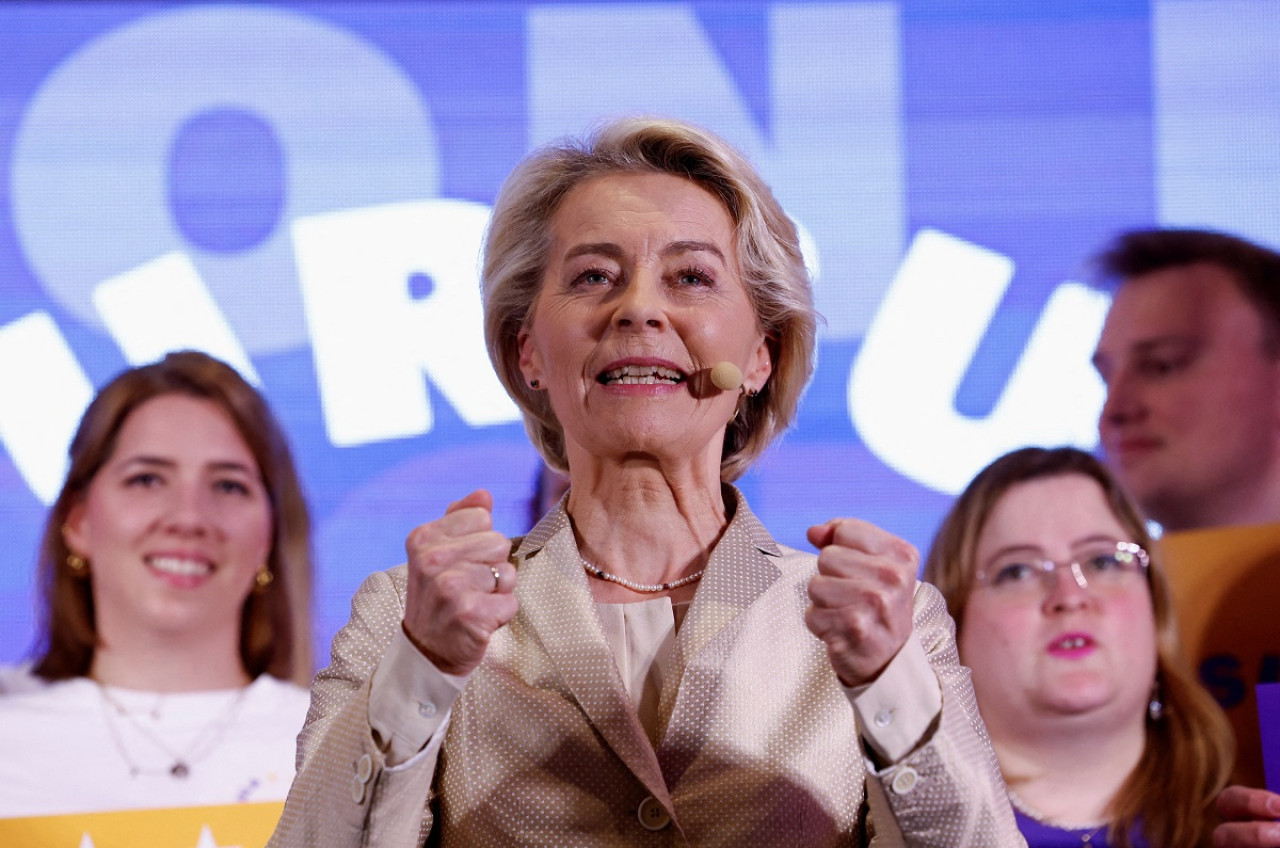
[482,116,817,481]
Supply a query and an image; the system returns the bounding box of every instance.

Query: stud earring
[1147,682,1165,722]
[66,553,88,574]
[530,379,540,389]
[254,567,274,590]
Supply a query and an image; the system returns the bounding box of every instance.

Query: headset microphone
[709,361,743,392]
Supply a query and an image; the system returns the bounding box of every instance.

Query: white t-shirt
[0,674,310,817]
[0,663,40,695]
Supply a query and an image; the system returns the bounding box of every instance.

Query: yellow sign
[0,801,283,848]
[1161,523,1280,789]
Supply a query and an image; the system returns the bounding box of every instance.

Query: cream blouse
[593,598,690,745]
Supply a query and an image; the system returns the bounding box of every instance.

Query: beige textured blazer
[271,492,1022,847]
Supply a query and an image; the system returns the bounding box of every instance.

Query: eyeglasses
[973,541,1149,601]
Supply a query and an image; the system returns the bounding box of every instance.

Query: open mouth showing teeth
[598,365,684,385]
[1053,636,1090,651]
[148,556,213,578]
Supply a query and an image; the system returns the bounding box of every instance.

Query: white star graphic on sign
[193,825,242,848]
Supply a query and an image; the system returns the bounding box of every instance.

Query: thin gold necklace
[96,682,248,779]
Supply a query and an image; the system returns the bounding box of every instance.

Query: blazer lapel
[655,487,782,740]
[514,511,673,809]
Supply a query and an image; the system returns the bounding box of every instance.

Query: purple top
[1014,808,1149,848]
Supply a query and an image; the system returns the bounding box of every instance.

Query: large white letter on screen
[528,3,903,341]
[1155,1,1280,245]
[0,313,94,504]
[850,229,1109,494]
[10,5,438,357]
[93,252,260,383]
[294,199,519,447]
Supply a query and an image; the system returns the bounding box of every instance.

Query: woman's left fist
[804,517,917,688]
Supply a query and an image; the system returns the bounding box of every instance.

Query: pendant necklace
[96,681,248,779]
[1007,789,1108,845]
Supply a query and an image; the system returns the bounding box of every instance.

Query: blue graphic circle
[168,108,285,253]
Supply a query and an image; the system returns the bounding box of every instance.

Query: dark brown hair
[1094,227,1280,355]
[923,446,1233,848]
[32,350,313,685]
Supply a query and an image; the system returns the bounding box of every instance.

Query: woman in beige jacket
[270,116,1022,847]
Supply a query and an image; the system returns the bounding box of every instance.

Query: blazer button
[636,796,671,831]
[351,775,367,804]
[890,766,920,795]
[355,753,374,783]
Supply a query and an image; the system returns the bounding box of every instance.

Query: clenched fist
[805,517,917,688]
[402,490,518,676]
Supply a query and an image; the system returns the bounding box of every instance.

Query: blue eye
[572,268,612,288]
[674,265,715,287]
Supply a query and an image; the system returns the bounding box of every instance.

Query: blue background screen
[2,0,1276,665]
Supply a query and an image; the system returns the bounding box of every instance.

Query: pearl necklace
[580,556,705,593]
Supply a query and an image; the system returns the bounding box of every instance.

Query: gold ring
[489,565,501,592]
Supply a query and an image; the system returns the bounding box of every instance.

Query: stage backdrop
[2,0,1278,667]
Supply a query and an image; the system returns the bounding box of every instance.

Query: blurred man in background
[1092,228,1280,532]
[1092,227,1280,789]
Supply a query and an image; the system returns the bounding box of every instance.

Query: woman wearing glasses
[923,446,1232,847]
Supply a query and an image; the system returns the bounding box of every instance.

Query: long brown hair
[923,446,1233,848]
[31,350,313,686]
